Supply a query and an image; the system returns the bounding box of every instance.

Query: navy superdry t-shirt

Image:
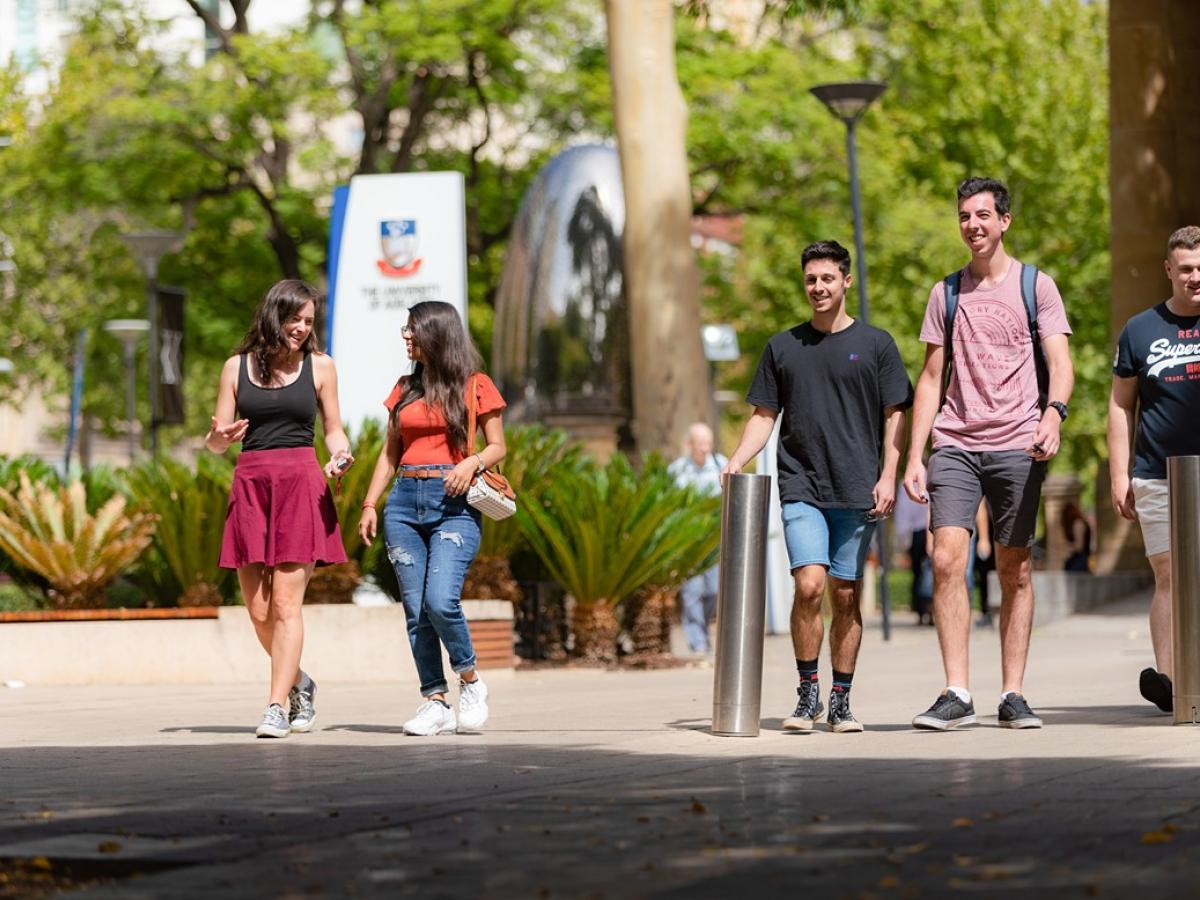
[1113,302,1200,479]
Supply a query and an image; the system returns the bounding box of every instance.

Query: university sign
[326,173,468,430]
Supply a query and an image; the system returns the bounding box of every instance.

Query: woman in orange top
[359,301,506,735]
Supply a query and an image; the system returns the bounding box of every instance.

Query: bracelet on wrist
[361,501,376,510]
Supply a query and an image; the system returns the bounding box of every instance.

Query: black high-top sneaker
[827,687,864,733]
[783,679,824,732]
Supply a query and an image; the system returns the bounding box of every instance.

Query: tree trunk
[605,1,710,457]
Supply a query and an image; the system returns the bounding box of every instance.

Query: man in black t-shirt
[723,240,913,733]
[1108,225,1200,714]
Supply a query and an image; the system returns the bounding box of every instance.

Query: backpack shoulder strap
[939,271,962,407]
[1020,264,1039,333]
[1020,264,1051,409]
[944,270,961,334]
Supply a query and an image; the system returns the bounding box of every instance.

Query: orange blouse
[382,373,506,465]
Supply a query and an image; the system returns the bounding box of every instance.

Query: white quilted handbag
[465,374,517,521]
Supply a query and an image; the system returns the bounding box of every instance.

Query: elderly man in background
[669,422,727,655]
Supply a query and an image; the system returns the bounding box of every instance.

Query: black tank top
[237,352,317,451]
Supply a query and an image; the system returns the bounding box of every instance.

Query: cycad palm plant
[519,453,721,662]
[311,418,388,601]
[0,472,156,609]
[122,455,234,606]
[624,457,722,655]
[0,456,60,591]
[463,425,589,602]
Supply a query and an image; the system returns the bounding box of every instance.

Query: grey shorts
[927,447,1047,548]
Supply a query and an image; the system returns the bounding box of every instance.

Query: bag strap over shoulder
[1020,264,1049,409]
[467,373,479,451]
[939,270,962,409]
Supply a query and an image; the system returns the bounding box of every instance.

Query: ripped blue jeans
[383,466,482,696]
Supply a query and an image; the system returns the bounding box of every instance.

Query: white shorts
[1132,477,1170,557]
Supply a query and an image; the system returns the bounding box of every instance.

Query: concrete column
[1103,1,1200,572]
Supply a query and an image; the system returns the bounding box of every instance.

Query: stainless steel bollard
[712,473,772,737]
[1168,455,1200,726]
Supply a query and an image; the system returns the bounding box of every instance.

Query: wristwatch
[1048,401,1069,422]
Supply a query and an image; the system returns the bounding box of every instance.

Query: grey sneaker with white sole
[288,674,317,733]
[255,703,290,739]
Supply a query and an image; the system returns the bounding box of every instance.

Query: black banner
[157,286,185,426]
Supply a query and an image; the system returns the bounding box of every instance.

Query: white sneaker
[403,700,457,736]
[458,676,489,731]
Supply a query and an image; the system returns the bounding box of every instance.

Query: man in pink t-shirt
[903,177,1075,732]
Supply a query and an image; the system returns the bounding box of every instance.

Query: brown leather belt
[401,469,447,479]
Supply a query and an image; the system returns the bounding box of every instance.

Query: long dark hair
[1060,501,1089,543]
[390,301,482,455]
[234,279,322,385]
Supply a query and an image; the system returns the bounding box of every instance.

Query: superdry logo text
[1145,337,1200,378]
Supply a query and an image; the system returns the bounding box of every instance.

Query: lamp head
[120,230,184,278]
[104,318,151,346]
[809,81,887,124]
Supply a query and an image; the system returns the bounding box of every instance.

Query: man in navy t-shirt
[723,240,913,733]
[1108,225,1200,713]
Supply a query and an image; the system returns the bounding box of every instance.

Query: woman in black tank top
[206,279,354,739]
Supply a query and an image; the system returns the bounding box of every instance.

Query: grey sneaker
[255,703,290,739]
[827,689,864,733]
[783,679,824,732]
[912,690,977,730]
[997,693,1043,729]
[288,674,317,733]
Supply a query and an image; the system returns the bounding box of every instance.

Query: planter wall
[0,600,513,686]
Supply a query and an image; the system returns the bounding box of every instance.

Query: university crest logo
[378,219,423,277]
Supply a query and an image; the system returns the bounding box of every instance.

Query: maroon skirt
[219,447,348,569]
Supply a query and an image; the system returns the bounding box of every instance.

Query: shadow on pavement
[159,726,254,735]
[1,742,1197,898]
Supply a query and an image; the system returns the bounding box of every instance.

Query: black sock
[832,670,854,694]
[434,699,450,709]
[796,658,819,686]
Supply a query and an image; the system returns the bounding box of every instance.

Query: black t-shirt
[747,321,914,508]
[1113,302,1200,479]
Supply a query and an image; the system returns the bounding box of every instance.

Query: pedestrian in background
[894,488,932,625]
[668,422,727,655]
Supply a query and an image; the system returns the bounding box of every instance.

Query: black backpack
[940,263,1049,411]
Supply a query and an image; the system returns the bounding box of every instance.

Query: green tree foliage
[0,0,608,446]
[2,0,1113,495]
[679,0,1109,484]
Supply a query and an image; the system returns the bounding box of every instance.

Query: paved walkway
[2,595,1197,898]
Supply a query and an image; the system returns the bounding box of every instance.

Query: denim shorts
[781,501,876,581]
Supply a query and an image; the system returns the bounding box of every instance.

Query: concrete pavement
[1,594,1197,898]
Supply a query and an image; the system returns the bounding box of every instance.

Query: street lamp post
[120,230,183,456]
[809,80,894,640]
[809,81,887,325]
[104,319,150,464]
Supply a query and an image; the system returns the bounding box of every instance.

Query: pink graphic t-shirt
[919,261,1071,451]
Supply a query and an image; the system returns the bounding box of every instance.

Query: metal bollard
[712,473,772,736]
[1169,456,1200,726]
